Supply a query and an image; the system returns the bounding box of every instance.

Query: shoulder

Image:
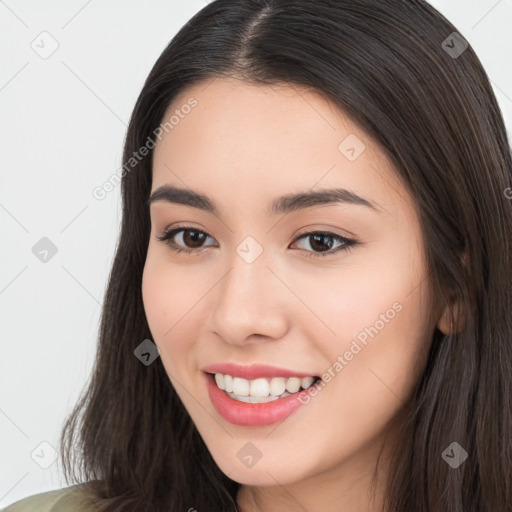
[1,484,101,512]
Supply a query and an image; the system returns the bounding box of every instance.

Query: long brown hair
[59,1,512,510]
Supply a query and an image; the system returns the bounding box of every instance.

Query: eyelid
[293,223,355,240]
[159,222,353,240]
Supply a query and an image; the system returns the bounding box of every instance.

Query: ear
[436,303,459,335]
[436,249,469,336]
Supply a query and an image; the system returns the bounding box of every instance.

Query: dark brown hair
[59,1,512,510]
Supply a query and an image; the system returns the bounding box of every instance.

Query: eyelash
[156,225,357,258]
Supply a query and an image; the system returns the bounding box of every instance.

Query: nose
[208,251,289,347]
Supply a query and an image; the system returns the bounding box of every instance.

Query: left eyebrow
[147,184,385,216]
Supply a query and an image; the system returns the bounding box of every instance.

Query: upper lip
[201,362,319,380]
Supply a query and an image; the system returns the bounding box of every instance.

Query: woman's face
[142,77,445,491]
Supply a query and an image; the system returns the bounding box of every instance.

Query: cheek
[307,240,431,411]
[298,280,431,476]
[141,254,207,373]
[142,248,193,335]
[297,247,427,353]
[142,256,172,339]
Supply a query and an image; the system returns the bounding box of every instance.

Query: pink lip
[201,362,318,380]
[202,371,322,427]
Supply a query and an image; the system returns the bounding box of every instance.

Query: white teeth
[214,373,225,390]
[301,376,315,389]
[213,373,319,400]
[224,374,233,393]
[269,377,286,396]
[232,377,250,396]
[250,378,270,397]
[285,377,301,393]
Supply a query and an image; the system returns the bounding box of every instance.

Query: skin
[141,77,452,512]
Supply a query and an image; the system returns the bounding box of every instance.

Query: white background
[1,0,511,507]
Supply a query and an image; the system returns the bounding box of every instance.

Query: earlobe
[436,295,466,336]
[436,305,454,336]
[437,247,470,336]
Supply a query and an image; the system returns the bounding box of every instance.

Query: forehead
[151,77,409,221]
[156,77,362,159]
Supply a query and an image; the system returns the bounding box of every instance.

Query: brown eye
[156,226,357,258]
[290,231,356,258]
[156,227,215,254]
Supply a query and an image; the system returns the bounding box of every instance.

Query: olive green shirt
[1,485,100,512]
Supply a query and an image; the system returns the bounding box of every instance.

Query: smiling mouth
[207,372,322,403]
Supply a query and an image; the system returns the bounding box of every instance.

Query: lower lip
[204,372,320,427]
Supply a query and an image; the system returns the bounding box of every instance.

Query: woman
[4,0,511,510]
